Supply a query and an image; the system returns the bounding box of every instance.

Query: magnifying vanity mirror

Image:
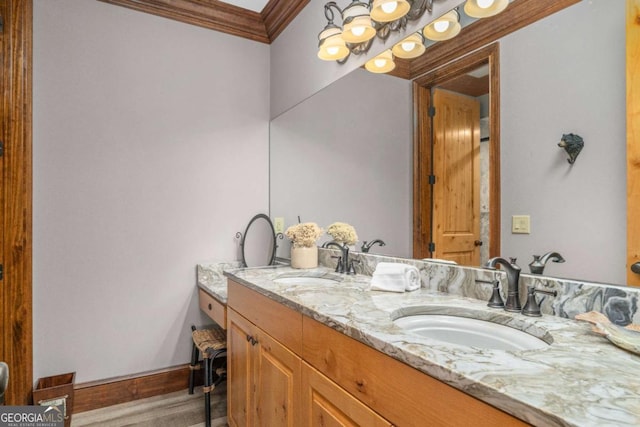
[237,214,278,267]
[270,0,630,286]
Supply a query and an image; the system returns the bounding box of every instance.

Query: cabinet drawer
[198,288,226,329]
[302,362,392,427]
[302,317,528,427]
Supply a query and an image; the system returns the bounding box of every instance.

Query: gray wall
[500,0,626,284]
[33,0,270,383]
[270,69,413,257]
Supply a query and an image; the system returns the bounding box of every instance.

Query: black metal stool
[189,325,227,427]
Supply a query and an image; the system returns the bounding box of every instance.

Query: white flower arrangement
[284,222,324,248]
[326,222,358,246]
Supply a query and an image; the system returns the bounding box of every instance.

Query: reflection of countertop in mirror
[224,264,640,427]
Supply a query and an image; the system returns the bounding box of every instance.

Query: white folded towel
[370,263,421,292]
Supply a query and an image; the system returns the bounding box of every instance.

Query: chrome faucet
[529,251,565,274]
[324,241,352,274]
[485,257,522,312]
[361,239,386,253]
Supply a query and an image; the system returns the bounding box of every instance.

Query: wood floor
[71,385,227,427]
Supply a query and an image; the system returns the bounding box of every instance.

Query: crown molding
[99,0,308,43]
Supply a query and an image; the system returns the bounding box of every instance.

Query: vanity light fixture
[365,49,396,73]
[317,2,350,61]
[370,0,411,22]
[391,32,426,59]
[423,9,461,41]
[464,0,509,19]
[341,1,377,43]
[317,0,433,64]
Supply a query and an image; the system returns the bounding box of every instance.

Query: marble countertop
[221,265,640,427]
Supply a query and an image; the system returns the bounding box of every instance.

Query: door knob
[474,240,483,247]
[632,262,640,275]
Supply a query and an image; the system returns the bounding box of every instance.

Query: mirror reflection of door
[431,87,483,265]
[413,43,500,266]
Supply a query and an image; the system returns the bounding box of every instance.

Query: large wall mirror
[270,0,628,286]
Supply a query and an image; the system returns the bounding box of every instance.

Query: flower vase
[290,246,318,269]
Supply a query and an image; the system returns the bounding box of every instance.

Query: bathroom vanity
[225,277,525,426]
[197,253,640,427]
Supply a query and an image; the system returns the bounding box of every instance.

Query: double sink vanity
[197,250,640,427]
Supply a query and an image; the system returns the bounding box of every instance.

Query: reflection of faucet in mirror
[529,252,565,275]
[361,239,386,253]
[485,257,522,312]
[323,241,353,274]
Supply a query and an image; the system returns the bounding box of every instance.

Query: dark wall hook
[558,133,584,164]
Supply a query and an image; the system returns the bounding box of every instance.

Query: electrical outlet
[512,215,531,234]
[274,217,285,234]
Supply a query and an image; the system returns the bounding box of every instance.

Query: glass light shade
[317,26,349,61]
[342,16,376,43]
[391,33,426,59]
[464,0,509,18]
[365,50,396,73]
[370,0,410,23]
[423,9,461,41]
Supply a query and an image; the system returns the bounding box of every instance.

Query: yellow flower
[285,222,324,248]
[326,222,358,245]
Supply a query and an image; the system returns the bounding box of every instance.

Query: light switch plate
[274,217,285,234]
[512,215,531,234]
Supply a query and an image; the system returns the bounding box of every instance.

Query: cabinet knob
[208,303,212,310]
[474,240,483,247]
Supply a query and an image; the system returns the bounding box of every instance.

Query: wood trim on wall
[0,0,33,406]
[99,0,269,43]
[627,0,640,286]
[412,84,432,259]
[98,0,308,44]
[261,0,309,42]
[74,364,202,413]
[413,43,500,261]
[392,0,580,80]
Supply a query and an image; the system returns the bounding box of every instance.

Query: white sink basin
[393,314,550,351]
[274,276,340,285]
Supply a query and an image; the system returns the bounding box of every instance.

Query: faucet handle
[521,286,558,317]
[476,279,504,308]
[348,259,361,275]
[331,256,343,273]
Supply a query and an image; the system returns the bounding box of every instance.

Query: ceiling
[221,0,270,13]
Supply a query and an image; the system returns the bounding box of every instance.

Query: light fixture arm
[324,1,343,24]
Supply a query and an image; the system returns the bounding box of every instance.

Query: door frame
[413,43,500,261]
[628,0,640,286]
[1,0,33,405]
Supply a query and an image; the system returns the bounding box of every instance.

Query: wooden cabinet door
[228,307,302,427]
[253,329,302,427]
[227,309,256,427]
[301,363,392,427]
